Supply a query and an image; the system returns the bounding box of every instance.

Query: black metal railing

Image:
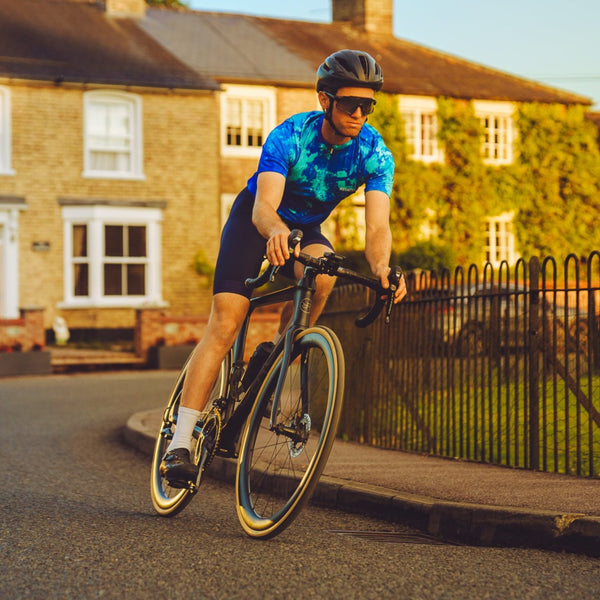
[318,251,600,478]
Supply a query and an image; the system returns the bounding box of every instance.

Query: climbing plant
[369,94,600,267]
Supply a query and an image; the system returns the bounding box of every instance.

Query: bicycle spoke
[236,327,344,538]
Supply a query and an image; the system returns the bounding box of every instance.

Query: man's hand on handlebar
[266,227,301,266]
[372,264,407,304]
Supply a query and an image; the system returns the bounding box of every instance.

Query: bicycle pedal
[215,446,238,459]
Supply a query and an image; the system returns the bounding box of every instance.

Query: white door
[0,223,4,316]
[0,208,21,319]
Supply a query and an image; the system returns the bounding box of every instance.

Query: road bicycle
[150,230,402,539]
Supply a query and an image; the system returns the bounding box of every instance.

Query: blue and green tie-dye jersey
[246,111,394,226]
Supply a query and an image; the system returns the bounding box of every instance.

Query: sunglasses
[325,93,377,117]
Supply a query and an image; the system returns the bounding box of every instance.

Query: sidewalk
[125,407,600,555]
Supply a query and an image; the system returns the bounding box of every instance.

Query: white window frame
[0,87,15,175]
[473,100,515,165]
[60,205,163,308]
[220,85,276,158]
[484,211,518,267]
[82,90,144,180]
[398,96,443,163]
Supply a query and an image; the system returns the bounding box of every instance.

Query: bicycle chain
[196,406,222,472]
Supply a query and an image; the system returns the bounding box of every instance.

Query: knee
[205,307,245,348]
[207,315,239,346]
[314,275,336,304]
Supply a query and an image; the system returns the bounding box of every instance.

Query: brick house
[0,0,222,340]
[0,0,592,342]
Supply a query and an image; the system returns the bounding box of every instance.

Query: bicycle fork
[268,273,316,444]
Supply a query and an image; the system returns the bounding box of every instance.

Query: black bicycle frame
[218,263,320,451]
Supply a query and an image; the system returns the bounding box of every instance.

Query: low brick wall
[0,308,45,352]
[135,307,280,364]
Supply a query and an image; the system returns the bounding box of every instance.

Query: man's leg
[160,292,249,484]
[181,292,250,412]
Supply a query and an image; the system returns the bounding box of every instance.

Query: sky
[187,0,600,109]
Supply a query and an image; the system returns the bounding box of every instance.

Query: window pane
[227,98,242,126]
[73,264,89,296]
[88,102,107,136]
[87,96,135,173]
[128,226,146,257]
[104,264,122,295]
[246,99,263,129]
[105,225,124,257]
[108,103,130,139]
[226,97,265,148]
[90,150,131,171]
[247,127,263,147]
[72,225,87,257]
[127,264,146,295]
[227,126,242,146]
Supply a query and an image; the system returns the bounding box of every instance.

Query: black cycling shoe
[159,448,199,488]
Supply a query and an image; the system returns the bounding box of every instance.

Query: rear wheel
[236,326,344,538]
[150,351,230,516]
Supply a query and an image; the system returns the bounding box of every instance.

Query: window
[83,91,143,179]
[485,212,518,266]
[0,87,14,175]
[473,101,515,165]
[399,96,442,163]
[61,204,163,308]
[221,85,275,157]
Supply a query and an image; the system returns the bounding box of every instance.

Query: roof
[140,8,591,105]
[0,2,590,105]
[0,0,219,90]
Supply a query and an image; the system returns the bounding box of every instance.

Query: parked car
[428,283,599,357]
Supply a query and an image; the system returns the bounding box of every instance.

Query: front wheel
[150,351,230,517]
[236,326,344,538]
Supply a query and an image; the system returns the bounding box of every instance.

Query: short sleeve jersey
[246,111,394,226]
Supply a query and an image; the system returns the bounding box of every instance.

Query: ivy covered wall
[366,95,600,268]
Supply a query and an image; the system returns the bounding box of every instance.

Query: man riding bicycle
[160,49,407,487]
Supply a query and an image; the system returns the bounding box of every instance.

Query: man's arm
[364,190,406,303]
[252,171,299,266]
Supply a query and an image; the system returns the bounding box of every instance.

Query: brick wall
[135,307,280,361]
[332,0,393,35]
[0,308,45,351]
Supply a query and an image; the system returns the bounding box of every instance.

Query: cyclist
[160,49,407,487]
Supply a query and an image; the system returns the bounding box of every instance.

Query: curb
[124,411,600,555]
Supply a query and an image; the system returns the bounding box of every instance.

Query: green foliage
[369,95,600,267]
[146,0,187,7]
[395,240,456,272]
[327,193,365,252]
[192,248,215,287]
[513,103,600,259]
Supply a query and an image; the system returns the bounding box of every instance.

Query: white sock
[168,406,201,453]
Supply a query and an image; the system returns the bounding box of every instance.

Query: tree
[146,0,187,7]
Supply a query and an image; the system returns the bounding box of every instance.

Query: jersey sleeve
[255,119,297,178]
[364,137,395,197]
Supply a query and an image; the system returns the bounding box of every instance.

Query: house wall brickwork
[135,306,279,361]
[332,0,394,35]
[2,82,220,330]
[0,307,45,351]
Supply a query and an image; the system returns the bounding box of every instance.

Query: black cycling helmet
[316,49,383,94]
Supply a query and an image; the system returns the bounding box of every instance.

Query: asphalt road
[1,371,600,600]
